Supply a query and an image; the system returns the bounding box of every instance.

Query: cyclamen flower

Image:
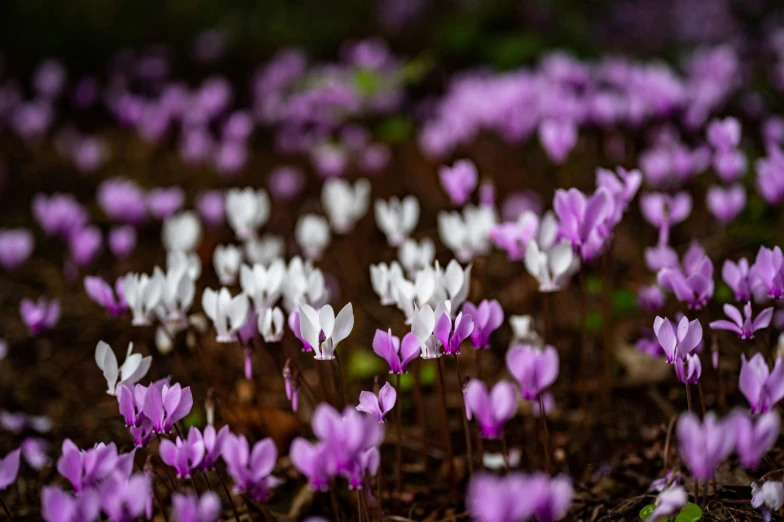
[652,315,702,363]
[370,261,406,306]
[706,184,746,224]
[20,297,60,336]
[240,260,285,312]
[553,187,613,258]
[172,492,221,522]
[123,271,164,325]
[372,329,420,374]
[524,240,578,292]
[295,214,331,260]
[490,211,539,261]
[222,434,281,502]
[56,440,134,492]
[226,188,270,240]
[94,341,151,395]
[0,228,34,270]
[595,167,642,223]
[195,190,225,228]
[722,257,752,301]
[162,211,202,253]
[464,379,517,439]
[752,481,784,522]
[677,412,735,481]
[146,187,185,220]
[709,302,773,339]
[439,159,478,205]
[463,299,503,349]
[411,302,445,359]
[648,485,688,522]
[640,191,692,230]
[202,288,249,343]
[656,242,714,309]
[108,226,136,260]
[438,205,496,262]
[506,344,559,401]
[160,427,205,478]
[213,244,242,285]
[738,353,784,414]
[637,285,665,313]
[731,409,780,470]
[32,193,89,240]
[68,225,103,268]
[674,353,702,384]
[201,425,229,471]
[42,485,101,522]
[321,178,371,233]
[707,117,741,151]
[751,246,784,299]
[259,307,284,343]
[356,382,396,423]
[141,380,193,433]
[290,438,333,491]
[756,146,784,206]
[297,303,354,361]
[0,448,20,490]
[97,178,147,225]
[467,472,573,522]
[21,437,50,470]
[713,149,747,183]
[538,118,577,164]
[99,471,152,522]
[375,196,419,247]
[398,238,435,277]
[434,310,474,355]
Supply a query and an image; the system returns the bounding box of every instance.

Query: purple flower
[267,166,305,202]
[677,412,735,481]
[99,471,152,522]
[490,211,539,261]
[290,438,333,490]
[656,242,714,309]
[709,302,773,339]
[141,380,193,433]
[201,424,229,470]
[356,382,396,423]
[195,190,225,228]
[434,310,474,355]
[160,427,205,478]
[731,409,780,470]
[637,285,665,313]
[371,329,420,374]
[464,379,517,439]
[21,437,49,470]
[674,353,702,384]
[706,184,746,224]
[751,246,784,299]
[20,297,60,336]
[108,226,137,260]
[172,491,221,522]
[41,485,100,522]
[553,187,613,258]
[97,178,147,225]
[222,434,281,501]
[439,159,478,205]
[146,187,185,220]
[752,481,784,522]
[640,191,692,229]
[0,228,34,270]
[756,145,784,206]
[652,315,702,363]
[538,119,577,164]
[32,193,88,240]
[644,244,679,272]
[722,257,752,301]
[68,225,102,267]
[467,473,534,522]
[713,149,747,183]
[84,276,126,317]
[0,448,20,490]
[596,167,642,225]
[463,300,503,349]
[738,353,784,414]
[707,117,741,151]
[56,440,131,492]
[648,485,688,522]
[528,473,574,522]
[505,344,559,401]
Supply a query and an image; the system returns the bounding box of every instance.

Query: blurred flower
[321,178,371,234]
[0,448,20,490]
[738,353,784,414]
[463,300,503,349]
[677,411,734,481]
[648,485,687,522]
[20,297,60,336]
[752,481,784,522]
[147,187,185,220]
[41,485,100,522]
[160,427,205,478]
[267,166,305,202]
[465,379,517,439]
[439,159,478,205]
[657,242,714,309]
[722,257,752,301]
[108,226,137,260]
[375,196,419,247]
[0,228,34,270]
[706,184,746,224]
[539,119,577,164]
[356,382,396,423]
[195,190,225,228]
[94,341,151,396]
[226,188,270,241]
[295,214,331,260]
[732,409,779,470]
[68,225,102,267]
[222,434,281,501]
[32,193,88,240]
[259,307,284,343]
[202,287,249,343]
[21,437,49,470]
[97,178,147,225]
[162,211,202,253]
[506,344,559,401]
[172,491,221,522]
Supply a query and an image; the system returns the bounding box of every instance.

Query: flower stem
[436,358,456,494]
[539,395,551,474]
[260,501,276,522]
[663,415,676,470]
[411,364,430,481]
[453,355,475,474]
[601,247,613,411]
[394,374,404,493]
[216,467,241,522]
[330,487,342,522]
[501,433,510,472]
[697,381,707,417]
[685,384,693,414]
[334,352,350,407]
[0,496,13,522]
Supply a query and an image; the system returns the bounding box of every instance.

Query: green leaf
[420,362,437,386]
[586,275,602,294]
[376,117,413,143]
[612,288,637,315]
[183,410,203,429]
[585,311,602,333]
[639,504,656,520]
[674,503,702,521]
[354,69,381,97]
[348,350,384,380]
[714,281,732,304]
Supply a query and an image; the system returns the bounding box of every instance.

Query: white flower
[375,196,419,247]
[213,244,243,285]
[258,306,284,343]
[245,234,284,265]
[524,240,578,292]
[94,341,151,395]
[414,259,472,310]
[282,257,329,312]
[509,315,539,346]
[123,271,165,326]
[398,238,435,277]
[322,178,371,233]
[201,287,249,342]
[298,303,354,360]
[158,265,195,327]
[537,211,559,250]
[437,205,496,262]
[370,261,406,306]
[296,214,331,260]
[155,326,174,355]
[412,301,450,359]
[167,250,201,280]
[162,211,202,252]
[239,260,285,312]
[226,188,270,240]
